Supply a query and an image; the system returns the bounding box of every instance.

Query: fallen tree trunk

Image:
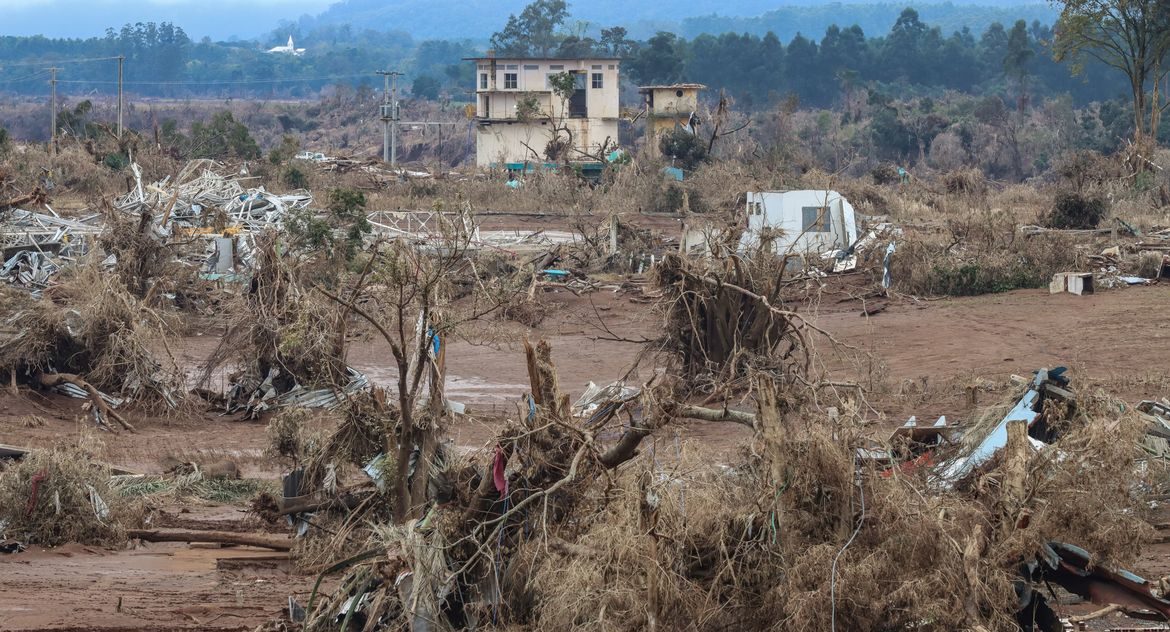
[0,188,46,211]
[128,528,292,551]
[36,372,136,432]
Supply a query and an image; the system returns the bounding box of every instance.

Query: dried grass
[114,472,274,504]
[514,382,1151,631]
[19,414,46,427]
[890,212,1083,297]
[2,262,185,409]
[0,445,143,546]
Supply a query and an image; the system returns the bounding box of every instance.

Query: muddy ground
[2,278,1169,630]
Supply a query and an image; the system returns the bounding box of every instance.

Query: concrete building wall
[649,87,699,115]
[474,59,619,119]
[649,117,687,136]
[643,86,703,137]
[471,57,621,167]
[475,118,618,166]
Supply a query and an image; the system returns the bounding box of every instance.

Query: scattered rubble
[4,155,1170,632]
[115,161,312,235]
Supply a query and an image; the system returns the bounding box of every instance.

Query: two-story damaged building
[467,56,621,168]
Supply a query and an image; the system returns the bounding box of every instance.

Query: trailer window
[802,206,831,232]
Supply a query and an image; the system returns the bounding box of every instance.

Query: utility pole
[376,70,403,166]
[49,67,58,157]
[116,55,124,141]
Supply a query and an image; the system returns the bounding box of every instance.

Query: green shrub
[103,152,129,171]
[659,128,708,171]
[283,165,309,189]
[1044,192,1107,229]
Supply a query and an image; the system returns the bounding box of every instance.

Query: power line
[0,70,51,84]
[55,73,371,86]
[0,56,123,68]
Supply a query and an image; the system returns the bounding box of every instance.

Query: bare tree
[317,210,510,522]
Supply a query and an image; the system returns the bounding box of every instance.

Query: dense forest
[293,0,1058,41]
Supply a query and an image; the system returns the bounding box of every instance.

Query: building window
[504,73,517,89]
[550,64,564,70]
[802,206,832,232]
[480,73,488,89]
[608,64,616,69]
[592,64,602,70]
[505,64,518,70]
[591,73,603,89]
[523,64,539,70]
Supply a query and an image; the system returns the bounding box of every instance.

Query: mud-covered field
[2,278,1168,631]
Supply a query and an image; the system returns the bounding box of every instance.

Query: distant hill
[679,3,1059,40]
[296,0,1057,41]
[0,0,1060,43]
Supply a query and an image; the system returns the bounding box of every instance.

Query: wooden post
[608,213,618,255]
[1003,419,1029,518]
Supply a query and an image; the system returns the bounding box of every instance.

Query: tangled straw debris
[0,445,142,547]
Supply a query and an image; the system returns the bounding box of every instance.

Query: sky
[0,0,336,40]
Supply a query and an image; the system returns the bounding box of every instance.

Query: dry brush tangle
[1,263,187,420]
[279,342,1154,632]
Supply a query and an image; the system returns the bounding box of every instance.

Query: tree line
[0,0,1164,155]
[0,5,1124,109]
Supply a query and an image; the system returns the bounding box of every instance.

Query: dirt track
[2,283,1169,630]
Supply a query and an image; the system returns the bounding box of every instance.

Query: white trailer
[739,190,858,258]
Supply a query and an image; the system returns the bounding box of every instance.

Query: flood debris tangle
[2,142,1170,632]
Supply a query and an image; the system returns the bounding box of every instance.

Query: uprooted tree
[0,265,185,430]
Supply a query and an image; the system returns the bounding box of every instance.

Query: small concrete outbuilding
[638,83,705,136]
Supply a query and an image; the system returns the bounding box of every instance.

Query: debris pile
[0,446,142,546]
[653,252,803,391]
[197,237,359,416]
[264,319,1166,631]
[115,161,312,235]
[0,208,102,293]
[0,266,185,422]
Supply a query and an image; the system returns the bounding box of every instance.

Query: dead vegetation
[2,115,1170,632]
[653,251,807,393]
[1,263,185,420]
[199,236,351,402]
[286,333,1156,631]
[0,444,143,546]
